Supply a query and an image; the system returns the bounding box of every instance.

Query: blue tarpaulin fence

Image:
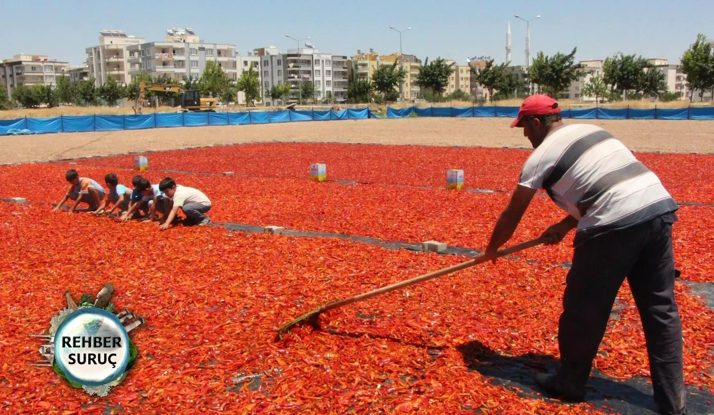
[0,108,376,136]
[387,106,714,121]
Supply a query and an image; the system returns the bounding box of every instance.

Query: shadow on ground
[458,340,713,414]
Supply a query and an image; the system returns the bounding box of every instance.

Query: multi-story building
[562,60,603,101]
[331,55,349,103]
[467,59,491,100]
[255,47,282,106]
[349,49,380,82]
[128,28,237,85]
[444,60,473,96]
[379,53,421,101]
[647,59,690,100]
[68,64,90,83]
[86,30,144,87]
[1,54,69,99]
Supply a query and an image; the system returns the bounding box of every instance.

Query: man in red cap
[484,95,685,414]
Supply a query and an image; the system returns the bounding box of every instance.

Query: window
[191,60,199,68]
[277,70,282,76]
[315,59,320,66]
[206,49,213,56]
[575,93,580,98]
[326,60,331,67]
[31,66,38,71]
[244,60,248,67]
[326,70,331,77]
[46,75,55,82]
[44,65,52,72]
[263,70,269,77]
[326,80,331,87]
[315,70,321,77]
[264,81,269,87]
[277,59,282,66]
[264,60,269,66]
[278,80,282,85]
[191,48,198,55]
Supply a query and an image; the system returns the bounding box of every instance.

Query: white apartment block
[235,52,261,105]
[68,64,90,83]
[258,46,348,106]
[1,54,70,99]
[128,28,237,85]
[564,60,603,101]
[86,30,144,87]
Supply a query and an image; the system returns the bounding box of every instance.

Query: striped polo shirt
[518,124,678,246]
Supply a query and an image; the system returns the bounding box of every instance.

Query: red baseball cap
[510,94,562,128]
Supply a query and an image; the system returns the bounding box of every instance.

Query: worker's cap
[510,95,562,128]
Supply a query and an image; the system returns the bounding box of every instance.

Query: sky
[0,0,712,67]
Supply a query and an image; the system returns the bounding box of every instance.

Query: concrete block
[223,172,235,176]
[264,226,286,235]
[10,197,27,204]
[422,240,447,253]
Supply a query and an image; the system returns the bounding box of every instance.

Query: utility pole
[286,34,310,104]
[389,26,411,102]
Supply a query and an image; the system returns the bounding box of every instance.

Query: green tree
[55,75,75,105]
[199,61,230,98]
[472,59,508,102]
[415,57,454,96]
[300,81,316,104]
[237,66,261,105]
[641,68,668,99]
[31,84,58,107]
[347,74,372,103]
[220,85,237,104]
[528,48,582,98]
[76,77,99,106]
[99,76,125,106]
[0,85,11,110]
[581,74,608,105]
[268,83,291,104]
[126,72,153,101]
[12,84,40,108]
[681,34,714,102]
[602,53,651,99]
[371,62,407,101]
[182,74,199,91]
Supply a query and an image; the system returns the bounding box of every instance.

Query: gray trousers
[68,191,105,210]
[558,212,685,414]
[181,203,211,223]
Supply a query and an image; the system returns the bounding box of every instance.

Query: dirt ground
[2,117,714,164]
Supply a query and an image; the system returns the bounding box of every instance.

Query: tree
[76,77,99,106]
[268,83,291,104]
[681,34,714,102]
[300,81,316,104]
[371,62,407,101]
[126,72,153,101]
[12,84,40,108]
[528,48,582,98]
[602,53,651,99]
[199,61,230,98]
[236,66,261,105]
[220,85,237,104]
[347,74,372,103]
[99,76,125,106]
[182,75,199,91]
[495,72,527,100]
[32,84,58,108]
[55,75,75,105]
[641,68,667,99]
[581,74,608,105]
[0,85,11,110]
[415,57,454,96]
[472,59,507,102]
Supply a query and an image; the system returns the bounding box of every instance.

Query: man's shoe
[534,373,585,402]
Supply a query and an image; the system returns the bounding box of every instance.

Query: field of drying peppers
[0,142,713,413]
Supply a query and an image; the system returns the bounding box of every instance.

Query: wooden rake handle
[320,236,548,313]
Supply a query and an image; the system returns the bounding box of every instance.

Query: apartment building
[379,53,421,100]
[562,60,603,101]
[86,30,144,87]
[128,28,237,84]
[68,65,90,83]
[255,47,283,106]
[647,59,690,100]
[1,54,69,99]
[467,59,491,100]
[349,49,380,82]
[443,60,473,96]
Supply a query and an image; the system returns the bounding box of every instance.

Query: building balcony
[106,55,124,61]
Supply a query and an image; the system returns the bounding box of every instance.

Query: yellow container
[447,169,464,190]
[134,156,148,171]
[310,163,327,182]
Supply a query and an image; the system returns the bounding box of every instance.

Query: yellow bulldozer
[132,82,217,114]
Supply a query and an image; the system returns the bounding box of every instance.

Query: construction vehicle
[132,81,217,114]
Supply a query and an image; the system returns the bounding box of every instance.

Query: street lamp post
[389,25,411,102]
[514,14,540,95]
[286,34,310,104]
